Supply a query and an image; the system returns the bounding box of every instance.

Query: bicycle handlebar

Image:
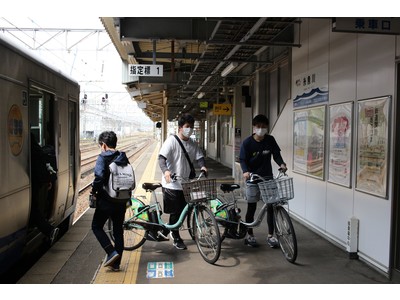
[171,170,207,182]
[249,168,288,183]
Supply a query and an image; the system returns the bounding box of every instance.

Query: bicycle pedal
[158,230,170,240]
[146,232,158,241]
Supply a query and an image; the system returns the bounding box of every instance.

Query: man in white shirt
[158,114,208,250]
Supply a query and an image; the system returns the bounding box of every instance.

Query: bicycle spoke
[193,205,221,264]
[107,198,148,251]
[274,206,297,263]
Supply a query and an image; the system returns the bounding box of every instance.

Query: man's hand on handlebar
[279,164,288,173]
[200,167,208,178]
[243,172,250,181]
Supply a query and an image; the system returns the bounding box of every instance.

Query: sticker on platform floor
[146,262,174,279]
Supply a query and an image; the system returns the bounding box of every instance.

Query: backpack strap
[174,135,196,176]
[104,151,120,185]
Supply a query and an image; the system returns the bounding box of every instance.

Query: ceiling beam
[120,18,218,41]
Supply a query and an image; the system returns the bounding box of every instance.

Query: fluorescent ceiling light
[197,92,205,99]
[221,62,238,77]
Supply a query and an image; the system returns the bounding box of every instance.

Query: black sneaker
[170,232,187,250]
[173,239,187,250]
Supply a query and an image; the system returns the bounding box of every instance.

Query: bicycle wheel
[107,198,148,250]
[273,205,297,263]
[192,205,221,264]
[187,200,227,242]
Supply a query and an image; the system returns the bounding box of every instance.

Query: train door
[65,100,78,212]
[28,87,57,232]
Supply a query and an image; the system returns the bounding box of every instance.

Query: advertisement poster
[356,96,390,198]
[293,106,326,179]
[293,64,329,108]
[328,102,353,187]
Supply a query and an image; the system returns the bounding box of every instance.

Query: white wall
[284,18,397,272]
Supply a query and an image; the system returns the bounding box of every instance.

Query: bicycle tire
[186,206,195,240]
[273,205,297,263]
[107,198,148,251]
[192,205,221,264]
[188,199,228,242]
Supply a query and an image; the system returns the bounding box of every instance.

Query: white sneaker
[267,236,279,248]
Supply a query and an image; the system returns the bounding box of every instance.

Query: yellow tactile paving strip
[93,142,160,284]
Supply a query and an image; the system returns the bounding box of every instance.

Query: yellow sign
[199,101,208,108]
[8,104,24,156]
[213,104,232,115]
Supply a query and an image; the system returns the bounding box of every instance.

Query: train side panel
[0,76,31,272]
[0,37,80,275]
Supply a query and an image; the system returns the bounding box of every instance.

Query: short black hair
[252,114,269,126]
[178,113,195,128]
[98,131,117,148]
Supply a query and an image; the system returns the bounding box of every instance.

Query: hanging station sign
[332,18,400,35]
[128,64,163,77]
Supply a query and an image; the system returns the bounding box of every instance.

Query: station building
[102,17,400,278]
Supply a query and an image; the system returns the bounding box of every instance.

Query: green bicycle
[107,173,222,264]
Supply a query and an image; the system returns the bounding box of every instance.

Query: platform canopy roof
[100,17,301,122]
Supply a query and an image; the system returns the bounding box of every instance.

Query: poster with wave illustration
[293,64,329,108]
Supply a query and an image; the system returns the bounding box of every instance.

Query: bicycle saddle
[220,184,240,193]
[142,182,162,191]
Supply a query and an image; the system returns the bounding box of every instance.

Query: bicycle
[188,169,297,263]
[106,172,222,264]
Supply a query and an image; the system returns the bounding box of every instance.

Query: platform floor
[14,140,399,295]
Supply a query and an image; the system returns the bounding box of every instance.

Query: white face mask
[182,127,193,138]
[254,128,268,137]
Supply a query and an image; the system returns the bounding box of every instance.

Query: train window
[29,87,55,147]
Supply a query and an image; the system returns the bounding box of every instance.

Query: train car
[0,36,80,276]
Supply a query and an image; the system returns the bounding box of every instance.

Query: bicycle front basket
[181,179,217,203]
[258,176,294,204]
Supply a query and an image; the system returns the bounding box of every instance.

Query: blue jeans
[91,198,126,263]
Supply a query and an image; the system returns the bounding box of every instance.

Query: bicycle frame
[212,171,298,263]
[108,171,222,264]
[127,188,192,232]
[214,186,269,230]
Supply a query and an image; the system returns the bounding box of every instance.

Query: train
[0,36,80,276]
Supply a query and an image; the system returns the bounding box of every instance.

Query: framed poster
[328,102,353,187]
[356,96,390,198]
[293,105,326,179]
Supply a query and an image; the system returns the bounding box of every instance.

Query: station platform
[15,140,398,290]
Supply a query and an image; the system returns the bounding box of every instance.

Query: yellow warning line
[94,142,160,284]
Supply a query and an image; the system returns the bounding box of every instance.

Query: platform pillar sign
[213,103,232,115]
[128,64,163,77]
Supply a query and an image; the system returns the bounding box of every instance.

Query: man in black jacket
[91,131,130,272]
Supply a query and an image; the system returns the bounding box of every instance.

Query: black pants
[245,202,274,236]
[162,187,187,240]
[91,198,126,264]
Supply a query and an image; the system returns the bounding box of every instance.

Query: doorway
[392,63,400,280]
